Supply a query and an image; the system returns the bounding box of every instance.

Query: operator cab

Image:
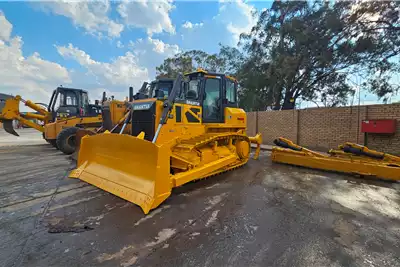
[149,78,175,99]
[183,69,238,123]
[48,87,101,121]
[130,70,239,142]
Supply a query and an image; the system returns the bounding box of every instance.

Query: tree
[156,50,228,78]
[239,0,400,110]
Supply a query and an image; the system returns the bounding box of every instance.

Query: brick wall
[255,110,299,145]
[247,103,400,154]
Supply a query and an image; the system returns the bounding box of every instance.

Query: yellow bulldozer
[71,70,262,214]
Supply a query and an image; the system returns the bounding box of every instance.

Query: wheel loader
[0,87,106,154]
[70,70,262,214]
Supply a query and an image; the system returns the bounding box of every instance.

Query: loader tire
[56,127,79,155]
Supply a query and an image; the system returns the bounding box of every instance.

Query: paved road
[0,128,46,146]
[0,140,399,266]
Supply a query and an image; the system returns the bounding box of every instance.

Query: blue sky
[0,0,397,108]
[0,0,272,106]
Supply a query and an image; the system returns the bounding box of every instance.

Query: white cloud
[216,0,256,44]
[0,12,71,106]
[116,40,124,48]
[117,0,175,35]
[179,0,256,52]
[0,10,12,41]
[40,0,124,38]
[182,21,203,29]
[130,37,180,77]
[56,43,149,94]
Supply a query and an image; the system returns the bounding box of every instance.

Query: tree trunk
[281,92,296,110]
[281,101,295,110]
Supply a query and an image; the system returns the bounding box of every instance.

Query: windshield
[151,81,173,99]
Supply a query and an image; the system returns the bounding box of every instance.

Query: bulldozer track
[175,133,250,152]
[172,133,251,181]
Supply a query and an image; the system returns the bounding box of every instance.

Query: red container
[361,119,396,134]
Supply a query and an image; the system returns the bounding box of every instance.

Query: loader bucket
[69,133,172,214]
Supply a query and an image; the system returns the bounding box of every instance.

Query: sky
[0,0,272,107]
[0,0,397,110]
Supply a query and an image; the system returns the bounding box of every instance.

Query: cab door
[202,76,223,123]
[174,77,202,125]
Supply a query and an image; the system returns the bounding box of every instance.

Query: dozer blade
[1,119,19,136]
[70,129,97,161]
[69,133,172,214]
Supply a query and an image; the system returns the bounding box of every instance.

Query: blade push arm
[152,74,183,143]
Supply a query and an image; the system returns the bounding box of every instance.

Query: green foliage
[155,1,400,111]
[237,0,400,110]
[156,50,228,78]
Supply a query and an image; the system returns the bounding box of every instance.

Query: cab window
[185,79,200,100]
[82,92,89,105]
[203,78,221,121]
[54,93,64,111]
[152,82,172,99]
[226,79,236,104]
[65,91,77,106]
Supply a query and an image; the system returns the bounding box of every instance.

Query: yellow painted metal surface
[224,107,247,127]
[0,95,51,126]
[0,93,103,142]
[24,100,48,115]
[271,139,400,181]
[44,122,57,139]
[72,124,262,214]
[23,112,46,121]
[70,73,262,214]
[70,133,172,214]
[107,100,129,127]
[0,97,20,120]
[248,133,262,159]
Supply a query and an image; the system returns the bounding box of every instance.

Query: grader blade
[69,133,172,214]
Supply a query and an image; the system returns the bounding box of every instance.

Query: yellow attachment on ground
[70,134,172,214]
[248,133,262,159]
[335,142,400,163]
[272,138,400,181]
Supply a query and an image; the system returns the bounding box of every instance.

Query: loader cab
[149,78,174,99]
[48,87,101,121]
[184,70,238,123]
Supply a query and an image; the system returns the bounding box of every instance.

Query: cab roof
[184,69,237,82]
[56,87,88,94]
